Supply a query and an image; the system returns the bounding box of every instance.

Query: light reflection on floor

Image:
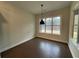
[39,41,60,57]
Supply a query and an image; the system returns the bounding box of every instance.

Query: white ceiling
[7,1,72,14]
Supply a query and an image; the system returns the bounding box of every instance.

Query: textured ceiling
[7,1,72,14]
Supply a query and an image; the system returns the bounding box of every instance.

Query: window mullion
[51,18,53,34]
[45,18,46,33]
[77,14,79,43]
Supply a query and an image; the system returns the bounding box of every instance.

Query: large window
[73,9,79,44]
[39,16,61,35]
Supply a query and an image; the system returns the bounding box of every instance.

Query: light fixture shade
[40,19,45,24]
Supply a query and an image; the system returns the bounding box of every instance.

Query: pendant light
[40,4,45,25]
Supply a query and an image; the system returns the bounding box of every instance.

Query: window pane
[53,17,60,25]
[46,18,52,25]
[46,18,52,33]
[53,25,60,34]
[74,15,78,25]
[40,24,45,33]
[53,16,61,35]
[39,19,45,33]
[73,26,78,39]
[46,25,51,33]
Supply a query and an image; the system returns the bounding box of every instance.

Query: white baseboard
[37,36,67,44]
[0,36,34,53]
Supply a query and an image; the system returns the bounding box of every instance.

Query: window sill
[39,32,61,36]
[39,32,51,34]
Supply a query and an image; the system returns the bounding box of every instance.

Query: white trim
[68,40,79,58]
[37,36,67,44]
[68,43,75,58]
[0,37,34,53]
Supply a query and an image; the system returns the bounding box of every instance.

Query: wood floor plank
[1,37,72,58]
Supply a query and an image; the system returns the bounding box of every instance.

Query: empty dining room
[0,1,79,58]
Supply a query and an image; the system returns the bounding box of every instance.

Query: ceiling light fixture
[40,4,45,25]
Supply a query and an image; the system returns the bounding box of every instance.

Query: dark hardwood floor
[1,37,72,58]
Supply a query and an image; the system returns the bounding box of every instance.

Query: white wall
[0,2,35,53]
[69,1,79,58]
